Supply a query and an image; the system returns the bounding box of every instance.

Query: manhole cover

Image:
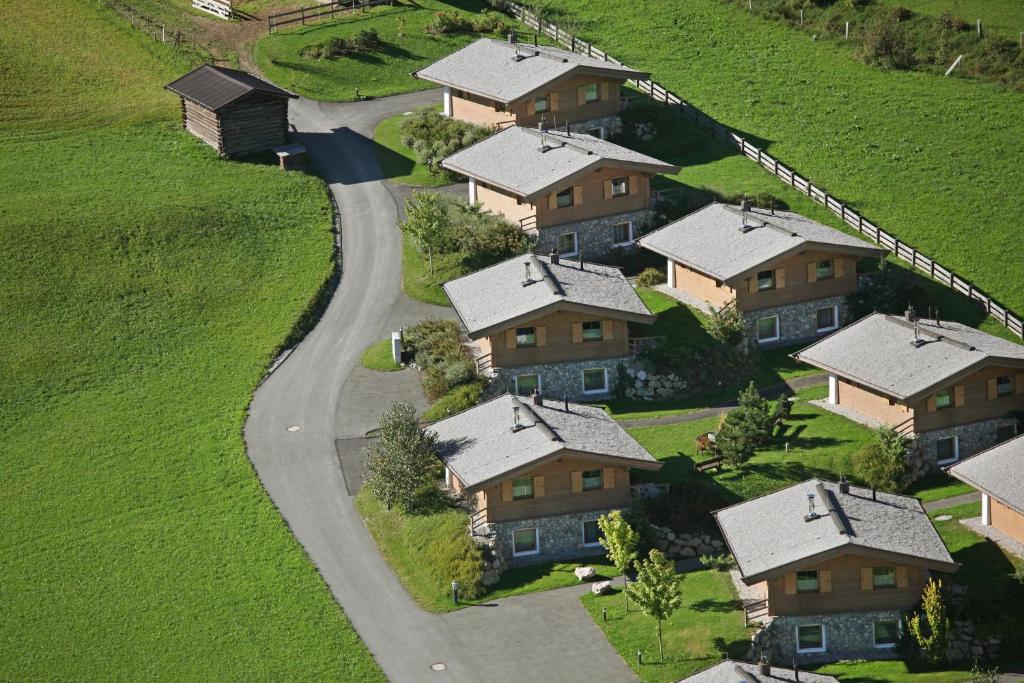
[935,514,953,521]
[287,425,302,432]
[430,663,447,672]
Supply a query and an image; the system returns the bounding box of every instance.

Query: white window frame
[795,624,827,654]
[581,468,604,491]
[935,435,959,465]
[514,373,541,397]
[873,619,900,649]
[581,367,608,395]
[756,315,780,343]
[581,519,602,547]
[815,305,839,333]
[610,177,629,198]
[556,231,578,257]
[512,527,540,557]
[612,221,634,246]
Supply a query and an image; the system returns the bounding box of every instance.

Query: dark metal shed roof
[165,65,296,112]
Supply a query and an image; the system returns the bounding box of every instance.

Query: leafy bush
[635,482,724,532]
[907,578,949,664]
[302,29,383,60]
[853,425,909,492]
[405,319,481,404]
[699,554,736,571]
[860,14,914,69]
[364,402,441,512]
[705,301,747,346]
[422,381,485,422]
[425,10,509,36]
[400,108,492,175]
[636,267,666,288]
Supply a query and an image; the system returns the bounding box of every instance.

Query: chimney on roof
[769,198,775,216]
[549,249,559,265]
[511,404,523,432]
[523,260,533,285]
[839,474,850,495]
[759,656,771,677]
[740,197,755,232]
[911,319,926,348]
[804,492,820,522]
[532,389,543,407]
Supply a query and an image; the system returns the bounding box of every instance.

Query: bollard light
[602,607,607,622]
[637,650,643,667]
[451,580,460,605]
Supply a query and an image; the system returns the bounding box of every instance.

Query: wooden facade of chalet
[473,309,631,369]
[165,65,295,158]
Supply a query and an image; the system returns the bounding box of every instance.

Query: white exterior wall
[468,177,478,204]
[666,259,675,288]
[828,374,838,404]
[442,86,452,117]
[981,493,991,525]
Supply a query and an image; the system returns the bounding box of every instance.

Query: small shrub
[405,319,478,402]
[853,425,909,492]
[399,107,491,174]
[424,10,508,36]
[422,381,484,422]
[860,15,914,69]
[301,29,383,60]
[699,553,736,571]
[636,267,666,288]
[705,301,747,346]
[907,578,949,664]
[638,482,724,532]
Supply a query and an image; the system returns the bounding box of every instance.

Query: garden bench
[693,455,724,473]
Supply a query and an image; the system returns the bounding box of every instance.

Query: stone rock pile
[946,619,1001,662]
[623,367,687,401]
[649,524,723,559]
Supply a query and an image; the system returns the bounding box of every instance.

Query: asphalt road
[243,92,636,682]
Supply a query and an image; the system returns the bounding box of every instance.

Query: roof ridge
[721,204,805,240]
[515,399,562,442]
[533,255,565,297]
[882,314,978,351]
[521,127,598,158]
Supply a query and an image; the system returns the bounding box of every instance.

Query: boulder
[665,531,676,541]
[636,370,647,381]
[574,566,597,582]
[679,546,696,558]
[711,539,724,549]
[481,570,501,586]
[591,580,613,595]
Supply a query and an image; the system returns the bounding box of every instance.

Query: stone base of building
[493,356,629,402]
[912,417,1020,472]
[744,295,848,347]
[532,209,653,261]
[567,115,621,139]
[483,508,618,567]
[757,610,904,664]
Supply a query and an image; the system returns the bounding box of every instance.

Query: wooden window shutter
[526,98,535,116]
[860,567,873,590]
[600,82,609,101]
[835,257,845,277]
[776,268,786,289]
[747,277,757,294]
[819,569,832,593]
[784,573,797,595]
[549,92,559,111]
[603,179,613,199]
[505,329,516,350]
[602,467,615,489]
[533,475,545,498]
[1017,373,1024,393]
[576,86,586,106]
[501,480,513,502]
[926,395,937,412]
[572,185,583,206]
[602,320,614,340]
[548,192,558,211]
[628,175,640,195]
[571,470,583,493]
[806,262,817,283]
[572,322,583,343]
[988,377,998,400]
[536,326,547,347]
[954,384,966,407]
[896,565,909,589]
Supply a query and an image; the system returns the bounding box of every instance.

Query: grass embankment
[361,338,402,371]
[0,3,380,679]
[374,108,453,187]
[878,0,1024,40]
[582,568,752,682]
[253,0,499,101]
[356,489,617,611]
[539,0,1024,327]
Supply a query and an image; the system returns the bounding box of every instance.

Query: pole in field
[944,54,963,76]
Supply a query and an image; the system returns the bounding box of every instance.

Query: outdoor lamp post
[451,580,460,605]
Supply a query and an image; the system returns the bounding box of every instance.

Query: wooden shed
[165,65,296,158]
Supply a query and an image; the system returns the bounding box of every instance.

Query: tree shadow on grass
[690,598,741,613]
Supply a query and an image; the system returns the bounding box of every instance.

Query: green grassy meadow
[536,0,1024,328]
[0,2,380,679]
[878,0,1024,39]
[253,0,501,101]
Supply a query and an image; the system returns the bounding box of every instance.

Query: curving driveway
[243,92,636,682]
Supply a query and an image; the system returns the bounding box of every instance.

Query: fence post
[301,5,305,24]
[976,19,981,37]
[267,14,272,32]
[845,21,849,39]
[161,24,165,42]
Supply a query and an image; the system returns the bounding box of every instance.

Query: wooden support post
[845,21,849,39]
[300,5,305,24]
[267,15,272,32]
[161,24,165,42]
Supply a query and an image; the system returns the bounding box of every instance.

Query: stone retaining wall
[947,619,1002,662]
[623,366,688,401]
[648,524,724,559]
[744,295,847,347]
[533,209,653,261]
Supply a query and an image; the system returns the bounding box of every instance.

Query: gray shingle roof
[441,126,679,198]
[948,433,1024,514]
[677,660,838,683]
[165,65,295,111]
[430,394,660,490]
[794,313,1024,402]
[637,203,885,282]
[443,253,654,338]
[414,37,647,103]
[714,479,957,582]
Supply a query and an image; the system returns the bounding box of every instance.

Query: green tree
[401,192,453,275]
[854,425,910,492]
[626,549,683,662]
[715,382,775,466]
[598,510,639,612]
[364,402,440,512]
[705,300,747,346]
[907,578,949,664]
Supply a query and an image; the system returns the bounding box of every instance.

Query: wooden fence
[104,0,193,49]
[507,3,1023,339]
[267,0,390,33]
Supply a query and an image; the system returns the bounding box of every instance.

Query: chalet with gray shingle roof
[165,65,296,157]
[443,125,678,259]
[714,478,956,664]
[444,252,653,400]
[794,312,1024,468]
[638,202,886,346]
[948,433,1024,547]
[430,393,660,566]
[676,659,838,683]
[414,37,646,136]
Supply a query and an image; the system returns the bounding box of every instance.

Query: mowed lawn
[0,3,381,679]
[253,0,499,101]
[535,0,1024,322]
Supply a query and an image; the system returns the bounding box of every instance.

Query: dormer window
[583,83,599,103]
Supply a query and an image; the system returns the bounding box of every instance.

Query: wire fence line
[103,0,198,51]
[506,2,1022,339]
